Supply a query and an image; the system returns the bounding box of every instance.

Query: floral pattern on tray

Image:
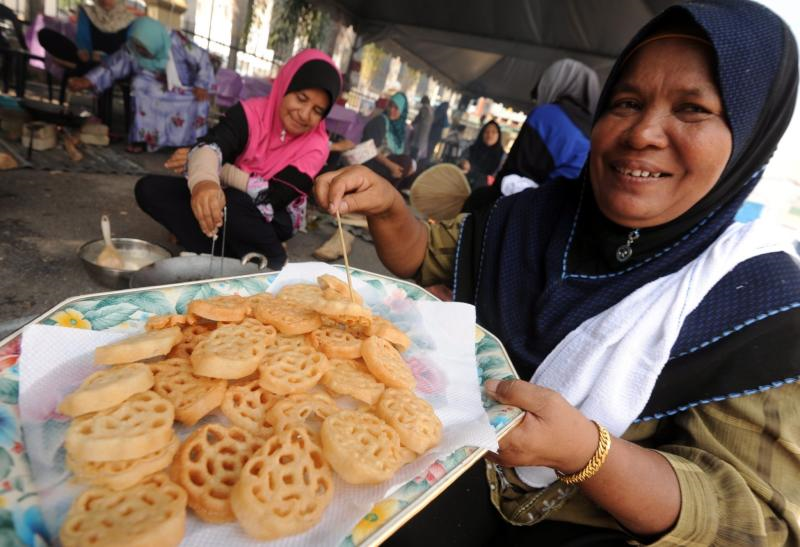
[0,268,521,546]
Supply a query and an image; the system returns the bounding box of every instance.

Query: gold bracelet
[556,421,611,485]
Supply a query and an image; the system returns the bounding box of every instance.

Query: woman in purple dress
[69,17,215,152]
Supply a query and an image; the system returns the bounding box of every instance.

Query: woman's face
[387,102,401,121]
[589,37,732,228]
[279,88,330,136]
[482,123,500,146]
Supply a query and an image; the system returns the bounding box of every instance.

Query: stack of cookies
[57,274,443,544]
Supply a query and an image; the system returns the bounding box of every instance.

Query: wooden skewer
[335,210,355,302]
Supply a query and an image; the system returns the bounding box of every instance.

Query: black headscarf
[286,59,342,118]
[467,121,504,176]
[455,0,800,420]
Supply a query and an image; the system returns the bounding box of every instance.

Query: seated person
[462,58,598,213]
[458,120,505,190]
[68,17,214,152]
[135,49,342,270]
[361,92,414,188]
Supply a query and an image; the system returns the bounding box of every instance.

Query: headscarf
[456,0,799,420]
[82,0,136,34]
[236,49,342,180]
[127,17,170,72]
[383,92,408,155]
[534,58,600,116]
[467,121,504,176]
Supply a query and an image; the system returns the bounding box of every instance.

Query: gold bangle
[556,421,611,485]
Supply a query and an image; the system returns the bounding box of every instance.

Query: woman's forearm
[578,436,681,536]
[368,191,428,278]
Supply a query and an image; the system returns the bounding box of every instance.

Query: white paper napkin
[18,262,497,546]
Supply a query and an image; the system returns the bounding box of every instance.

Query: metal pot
[78,238,173,290]
[129,252,269,288]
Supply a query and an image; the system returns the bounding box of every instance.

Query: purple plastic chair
[239,76,272,100]
[214,68,242,109]
[324,104,359,139]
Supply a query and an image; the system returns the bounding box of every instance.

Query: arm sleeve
[268,166,313,210]
[362,116,385,147]
[496,113,554,184]
[645,382,800,546]
[85,48,135,93]
[414,214,466,287]
[198,102,249,164]
[76,8,92,52]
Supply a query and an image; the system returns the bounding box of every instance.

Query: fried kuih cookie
[258,346,329,395]
[191,319,276,379]
[67,432,180,491]
[58,363,154,417]
[65,391,175,462]
[230,427,334,540]
[149,358,227,426]
[168,323,215,360]
[220,379,279,438]
[306,326,363,359]
[320,410,407,484]
[171,423,262,523]
[360,335,416,390]
[94,326,183,365]
[375,388,442,454]
[253,296,322,335]
[187,295,249,323]
[59,473,187,547]
[321,358,385,405]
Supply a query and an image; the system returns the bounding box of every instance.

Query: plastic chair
[0,5,50,99]
[214,68,242,109]
[240,76,271,100]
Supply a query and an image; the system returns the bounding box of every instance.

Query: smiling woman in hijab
[135,49,342,270]
[68,17,214,152]
[314,0,800,544]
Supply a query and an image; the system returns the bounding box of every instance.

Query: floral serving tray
[0,266,522,546]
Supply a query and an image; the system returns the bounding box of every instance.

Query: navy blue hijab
[455,0,800,420]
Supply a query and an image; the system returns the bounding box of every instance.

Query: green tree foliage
[269,0,328,60]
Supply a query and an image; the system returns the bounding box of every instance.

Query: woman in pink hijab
[135,49,342,269]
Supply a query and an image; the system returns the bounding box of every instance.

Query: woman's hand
[193,87,209,102]
[315,165,402,217]
[164,147,189,174]
[190,181,226,237]
[77,49,90,63]
[459,159,471,173]
[484,379,599,473]
[67,77,93,92]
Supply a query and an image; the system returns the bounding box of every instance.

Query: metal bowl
[78,238,172,289]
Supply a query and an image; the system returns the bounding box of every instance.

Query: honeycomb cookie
[58,363,154,417]
[277,283,324,309]
[320,410,406,484]
[258,346,329,395]
[253,296,322,335]
[171,423,263,523]
[149,358,227,426]
[220,379,279,438]
[94,326,183,365]
[188,295,249,323]
[265,392,339,432]
[59,473,187,547]
[368,316,412,353]
[231,427,334,540]
[67,432,180,491]
[65,391,175,462]
[145,314,194,331]
[168,323,215,360]
[375,388,442,454]
[191,318,276,379]
[321,358,385,405]
[317,274,364,305]
[306,327,363,359]
[360,336,416,390]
